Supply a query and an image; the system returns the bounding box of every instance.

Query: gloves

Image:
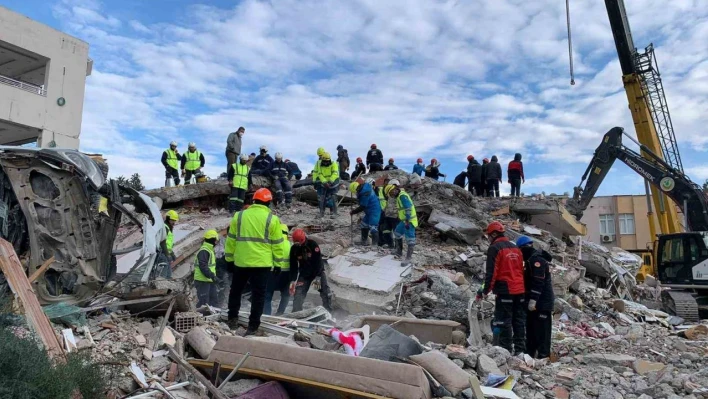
[528,299,537,312]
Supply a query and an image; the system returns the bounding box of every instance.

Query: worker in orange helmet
[477,221,526,355]
[224,188,286,336]
[289,228,333,312]
[384,158,398,171]
[412,158,425,176]
[424,158,445,181]
[351,157,367,180]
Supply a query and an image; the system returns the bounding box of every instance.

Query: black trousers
[526,310,552,359]
[492,294,526,354]
[165,167,180,186]
[379,216,398,247]
[291,270,332,312]
[487,179,500,197]
[229,187,246,212]
[195,281,218,307]
[510,178,522,197]
[469,182,484,196]
[369,164,383,172]
[227,267,271,331]
[184,169,199,184]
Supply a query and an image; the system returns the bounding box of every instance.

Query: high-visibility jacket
[165,225,174,253]
[232,163,249,189]
[184,150,202,171]
[164,149,179,169]
[224,204,285,267]
[396,190,418,228]
[317,162,339,184]
[275,239,291,271]
[312,159,321,182]
[376,186,387,210]
[193,242,216,282]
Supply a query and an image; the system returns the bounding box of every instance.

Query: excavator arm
[567,127,708,232]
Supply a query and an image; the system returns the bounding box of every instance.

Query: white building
[0,6,91,149]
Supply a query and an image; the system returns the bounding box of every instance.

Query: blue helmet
[516,236,534,247]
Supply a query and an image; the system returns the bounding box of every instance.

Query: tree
[116,173,145,191]
[703,179,708,192]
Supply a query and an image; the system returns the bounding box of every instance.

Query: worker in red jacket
[477,221,526,354]
[507,153,525,197]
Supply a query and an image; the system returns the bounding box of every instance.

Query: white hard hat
[260,145,268,151]
[389,179,401,186]
[365,177,375,185]
[170,141,177,146]
[188,142,196,148]
[275,152,283,159]
[239,154,249,161]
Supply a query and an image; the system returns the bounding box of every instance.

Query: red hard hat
[292,228,307,244]
[467,155,474,161]
[389,158,394,162]
[371,144,377,149]
[284,159,290,163]
[483,158,489,162]
[253,188,273,203]
[356,157,362,162]
[417,158,423,163]
[486,221,505,235]
[431,158,437,164]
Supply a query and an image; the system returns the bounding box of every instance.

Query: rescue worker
[366,144,384,172]
[517,236,554,359]
[247,153,256,168]
[349,181,381,246]
[225,188,286,335]
[315,152,340,218]
[508,153,525,197]
[285,159,302,180]
[412,158,425,176]
[225,127,245,175]
[384,158,399,171]
[385,183,417,267]
[453,170,467,189]
[481,158,490,196]
[336,145,350,180]
[181,142,205,184]
[159,210,179,278]
[467,155,484,196]
[379,179,399,248]
[486,155,502,197]
[424,159,445,181]
[227,154,250,213]
[269,153,293,208]
[313,147,326,195]
[476,221,526,355]
[194,230,220,307]
[264,224,292,315]
[161,141,181,187]
[351,157,367,180]
[289,228,333,312]
[251,145,274,176]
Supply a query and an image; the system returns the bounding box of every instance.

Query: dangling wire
[566,0,576,85]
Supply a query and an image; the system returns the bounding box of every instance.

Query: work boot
[164,178,171,187]
[395,239,403,257]
[401,244,415,267]
[370,231,379,247]
[331,201,338,218]
[358,228,370,246]
[227,318,240,330]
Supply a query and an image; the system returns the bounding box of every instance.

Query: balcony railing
[0,74,46,96]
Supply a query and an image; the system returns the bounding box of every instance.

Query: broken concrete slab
[328,249,405,293]
[511,199,587,237]
[633,359,666,375]
[428,210,482,244]
[145,180,229,205]
[582,353,636,367]
[476,354,503,377]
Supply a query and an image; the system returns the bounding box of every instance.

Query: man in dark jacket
[453,171,467,188]
[366,144,384,172]
[481,158,490,196]
[337,145,350,180]
[351,157,367,180]
[285,159,302,180]
[251,145,274,175]
[517,236,554,359]
[508,153,525,197]
[477,221,526,354]
[424,159,445,181]
[289,229,332,311]
[384,158,399,171]
[466,155,483,196]
[269,153,292,208]
[486,155,502,197]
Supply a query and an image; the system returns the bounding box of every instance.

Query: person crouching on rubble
[349,181,381,246]
[517,236,554,359]
[194,229,220,308]
[385,183,417,267]
[477,221,526,355]
[289,228,333,312]
[264,224,292,315]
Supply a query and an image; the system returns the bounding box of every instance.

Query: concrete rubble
[2,169,707,398]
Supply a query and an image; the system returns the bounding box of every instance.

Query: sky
[5,0,708,194]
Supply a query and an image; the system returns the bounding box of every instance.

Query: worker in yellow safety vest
[264,224,292,315]
[161,141,181,187]
[385,184,418,267]
[194,229,220,307]
[315,152,340,218]
[228,154,250,213]
[181,142,205,185]
[224,188,285,335]
[159,210,179,278]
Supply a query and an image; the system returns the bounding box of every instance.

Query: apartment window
[619,214,635,235]
[599,214,615,235]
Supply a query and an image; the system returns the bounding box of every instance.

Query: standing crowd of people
[452,153,525,197]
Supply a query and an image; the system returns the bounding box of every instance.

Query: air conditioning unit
[601,235,615,243]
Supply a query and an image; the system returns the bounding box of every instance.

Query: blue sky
[5,0,708,193]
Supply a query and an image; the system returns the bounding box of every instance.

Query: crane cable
[566,0,576,85]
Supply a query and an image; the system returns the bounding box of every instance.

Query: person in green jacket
[194,229,220,307]
[158,210,179,278]
[228,154,250,213]
[264,224,292,315]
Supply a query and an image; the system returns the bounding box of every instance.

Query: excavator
[564,0,708,320]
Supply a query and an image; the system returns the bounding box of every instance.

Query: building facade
[0,7,91,149]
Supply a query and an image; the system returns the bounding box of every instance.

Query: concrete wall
[581,196,614,247]
[0,7,90,149]
[581,195,660,251]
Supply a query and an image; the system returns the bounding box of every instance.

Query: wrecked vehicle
[0,146,164,304]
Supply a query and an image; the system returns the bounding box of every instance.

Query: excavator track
[662,290,699,322]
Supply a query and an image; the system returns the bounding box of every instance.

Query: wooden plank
[0,239,65,360]
[28,256,55,283]
[152,297,176,351]
[167,347,228,399]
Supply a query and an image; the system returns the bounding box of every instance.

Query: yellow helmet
[317,147,326,157]
[322,152,332,161]
[165,210,179,221]
[281,224,289,235]
[384,184,397,197]
[203,229,219,240]
[349,182,359,194]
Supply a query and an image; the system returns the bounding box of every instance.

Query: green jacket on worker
[232,163,249,189]
[396,190,418,228]
[165,225,174,254]
[312,159,321,182]
[193,242,216,282]
[164,149,179,170]
[376,186,387,210]
[316,162,339,184]
[274,239,291,271]
[224,204,285,267]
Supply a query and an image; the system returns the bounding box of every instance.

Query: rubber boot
[358,228,369,246]
[395,239,403,257]
[330,199,338,218]
[401,244,415,267]
[318,197,326,218]
[370,231,379,247]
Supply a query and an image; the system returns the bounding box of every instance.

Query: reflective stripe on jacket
[317,162,339,183]
[376,187,387,210]
[275,239,291,271]
[164,149,179,169]
[224,204,285,267]
[184,150,202,171]
[193,243,216,282]
[396,190,418,227]
[232,163,249,189]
